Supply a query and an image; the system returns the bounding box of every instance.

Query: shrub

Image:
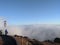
[54,38,60,43]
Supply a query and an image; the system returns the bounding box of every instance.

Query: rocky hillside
[0,35,60,45]
[14,35,60,45]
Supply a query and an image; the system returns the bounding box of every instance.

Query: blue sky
[0,0,60,25]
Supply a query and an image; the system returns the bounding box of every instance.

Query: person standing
[5,29,8,35]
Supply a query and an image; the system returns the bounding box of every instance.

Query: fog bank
[3,24,60,41]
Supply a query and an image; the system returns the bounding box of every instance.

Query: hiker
[5,29,8,35]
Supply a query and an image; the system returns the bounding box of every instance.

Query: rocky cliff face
[14,35,43,45]
[14,35,60,45]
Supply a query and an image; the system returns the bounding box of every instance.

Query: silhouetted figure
[0,30,2,35]
[5,29,8,35]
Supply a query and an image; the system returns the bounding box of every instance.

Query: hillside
[0,35,60,45]
[14,35,60,45]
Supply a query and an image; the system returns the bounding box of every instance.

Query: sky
[0,0,60,25]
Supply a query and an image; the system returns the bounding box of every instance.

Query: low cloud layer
[3,24,60,41]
